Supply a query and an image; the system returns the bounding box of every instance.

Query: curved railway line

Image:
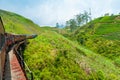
[0,17,37,80]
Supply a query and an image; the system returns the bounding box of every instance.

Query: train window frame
[0,17,5,50]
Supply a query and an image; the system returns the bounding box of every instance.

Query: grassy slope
[93,16,120,40]
[25,31,120,80]
[0,9,41,34]
[73,15,120,70]
[1,10,120,79]
[74,15,120,40]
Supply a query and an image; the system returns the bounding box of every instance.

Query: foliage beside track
[24,31,120,80]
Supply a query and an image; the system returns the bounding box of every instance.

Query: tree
[83,11,91,24]
[76,13,84,26]
[75,10,92,26]
[65,10,92,32]
[56,23,59,28]
[65,19,77,32]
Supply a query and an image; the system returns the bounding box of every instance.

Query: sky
[0,0,120,27]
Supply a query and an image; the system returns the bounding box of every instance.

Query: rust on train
[0,17,37,80]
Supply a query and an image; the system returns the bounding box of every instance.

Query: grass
[1,9,120,80]
[72,15,120,74]
[102,32,120,40]
[95,23,120,35]
[24,31,88,79]
[0,9,41,34]
[24,31,120,79]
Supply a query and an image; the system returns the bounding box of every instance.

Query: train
[0,17,37,80]
[5,33,37,46]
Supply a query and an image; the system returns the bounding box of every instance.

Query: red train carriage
[0,17,37,80]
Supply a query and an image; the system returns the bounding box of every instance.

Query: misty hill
[1,9,120,80]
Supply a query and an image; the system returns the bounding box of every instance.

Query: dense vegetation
[72,15,120,67]
[1,9,120,80]
[24,31,120,80]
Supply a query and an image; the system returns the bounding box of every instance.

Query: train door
[0,17,5,80]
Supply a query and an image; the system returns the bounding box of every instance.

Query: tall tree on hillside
[66,19,77,32]
[76,13,84,26]
[75,10,92,26]
[83,10,91,24]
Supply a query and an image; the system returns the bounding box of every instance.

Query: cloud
[0,0,120,26]
[111,0,120,13]
[22,0,91,26]
[21,0,83,26]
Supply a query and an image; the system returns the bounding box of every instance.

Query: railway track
[0,17,36,80]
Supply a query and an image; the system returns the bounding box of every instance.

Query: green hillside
[91,15,120,40]
[74,15,120,40]
[24,31,120,80]
[1,9,120,80]
[0,9,41,34]
[73,15,120,66]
